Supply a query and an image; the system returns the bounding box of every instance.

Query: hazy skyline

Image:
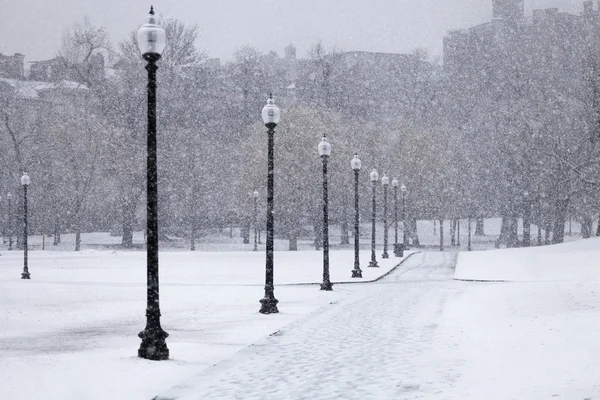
[0,0,588,64]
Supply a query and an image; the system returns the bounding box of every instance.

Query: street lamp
[136,6,169,361]
[259,95,280,314]
[467,215,472,251]
[392,179,402,257]
[351,154,362,278]
[253,190,259,252]
[523,191,532,247]
[7,193,13,251]
[401,184,407,251]
[21,173,30,280]
[381,174,390,259]
[369,168,379,268]
[318,137,332,291]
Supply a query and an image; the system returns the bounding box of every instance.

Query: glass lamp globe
[351,154,362,171]
[392,178,399,187]
[262,96,281,125]
[137,6,166,58]
[253,190,259,198]
[401,184,407,193]
[381,174,390,186]
[21,172,30,186]
[318,137,332,157]
[370,169,379,182]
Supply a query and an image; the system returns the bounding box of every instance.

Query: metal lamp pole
[351,154,362,278]
[7,193,13,251]
[467,216,472,251]
[137,7,169,361]
[318,137,332,291]
[253,190,259,252]
[368,169,379,268]
[21,173,30,279]
[381,174,390,259]
[401,184,407,251]
[259,95,280,314]
[392,179,402,257]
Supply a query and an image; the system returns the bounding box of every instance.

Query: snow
[455,236,600,282]
[0,248,409,400]
[4,236,600,399]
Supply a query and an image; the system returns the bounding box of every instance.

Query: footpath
[157,252,460,400]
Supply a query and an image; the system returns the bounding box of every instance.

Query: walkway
[158,252,462,400]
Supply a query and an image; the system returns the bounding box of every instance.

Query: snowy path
[158,252,462,400]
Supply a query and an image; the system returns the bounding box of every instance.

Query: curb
[277,251,421,287]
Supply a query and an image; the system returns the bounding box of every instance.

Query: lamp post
[351,154,362,278]
[318,137,332,291]
[136,7,169,361]
[7,193,13,251]
[401,184,407,251]
[381,174,390,259]
[259,95,280,314]
[253,190,259,252]
[21,173,30,280]
[392,179,402,257]
[467,216,472,251]
[523,191,532,247]
[440,219,444,251]
[369,168,379,268]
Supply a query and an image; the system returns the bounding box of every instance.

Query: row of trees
[2,14,600,250]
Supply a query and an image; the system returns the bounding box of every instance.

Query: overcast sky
[0,0,587,64]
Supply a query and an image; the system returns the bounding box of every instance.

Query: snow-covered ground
[0,249,408,400]
[3,234,600,399]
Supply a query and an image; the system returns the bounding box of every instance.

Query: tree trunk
[499,217,518,248]
[551,198,569,244]
[340,220,350,245]
[191,224,196,251]
[450,219,457,247]
[75,227,81,251]
[410,218,420,246]
[596,215,600,237]
[53,216,61,245]
[544,223,551,245]
[582,216,593,239]
[313,223,322,250]
[121,201,136,248]
[475,218,485,236]
[288,232,298,251]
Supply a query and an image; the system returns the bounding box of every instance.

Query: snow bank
[455,237,600,282]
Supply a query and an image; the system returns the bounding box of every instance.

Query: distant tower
[493,0,524,20]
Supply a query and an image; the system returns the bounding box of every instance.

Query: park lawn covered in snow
[0,249,409,400]
[444,238,600,398]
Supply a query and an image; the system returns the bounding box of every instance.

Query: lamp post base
[259,295,279,314]
[368,260,379,268]
[351,268,362,278]
[382,251,389,259]
[320,282,333,291]
[138,328,169,361]
[21,272,30,279]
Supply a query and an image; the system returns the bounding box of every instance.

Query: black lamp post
[401,184,407,251]
[381,174,390,259]
[136,7,169,361]
[522,191,532,247]
[368,168,379,268]
[318,137,333,291]
[21,172,30,280]
[253,190,259,252]
[259,95,280,314]
[440,219,444,251]
[351,154,362,278]
[467,216,472,251]
[392,179,403,257]
[7,193,13,251]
